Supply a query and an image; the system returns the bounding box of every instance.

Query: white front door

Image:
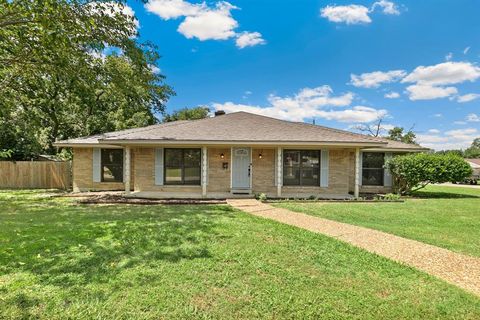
[232,147,251,190]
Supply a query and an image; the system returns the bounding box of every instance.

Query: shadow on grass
[411,190,480,199]
[0,199,236,289]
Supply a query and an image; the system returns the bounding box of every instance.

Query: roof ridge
[98,120,192,140]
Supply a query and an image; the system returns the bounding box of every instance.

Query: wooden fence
[0,161,72,190]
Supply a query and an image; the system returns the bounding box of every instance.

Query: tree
[387,127,417,144]
[163,106,210,122]
[464,138,480,158]
[352,117,387,137]
[436,149,464,157]
[0,0,174,159]
[472,138,480,149]
[386,153,472,195]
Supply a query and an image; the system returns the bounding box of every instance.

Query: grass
[275,185,480,257]
[0,190,479,319]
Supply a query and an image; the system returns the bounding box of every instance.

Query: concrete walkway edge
[227,199,480,296]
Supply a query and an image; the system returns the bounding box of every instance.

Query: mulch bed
[76,194,227,205]
[265,199,404,203]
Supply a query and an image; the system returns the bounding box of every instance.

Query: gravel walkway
[227,199,480,296]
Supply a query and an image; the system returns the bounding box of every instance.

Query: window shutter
[274,148,283,187]
[274,149,278,186]
[155,148,164,186]
[359,151,363,186]
[320,149,329,187]
[384,152,393,187]
[92,148,101,183]
[202,147,208,186]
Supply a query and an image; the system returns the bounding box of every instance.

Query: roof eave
[363,147,431,152]
[53,142,123,148]
[96,139,388,147]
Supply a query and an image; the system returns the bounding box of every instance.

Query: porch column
[354,148,360,198]
[124,146,131,195]
[201,146,207,197]
[277,147,282,197]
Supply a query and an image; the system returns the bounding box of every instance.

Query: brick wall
[133,147,201,193]
[252,148,276,194]
[207,148,231,193]
[72,148,125,192]
[348,151,396,194]
[72,146,368,196]
[282,148,353,197]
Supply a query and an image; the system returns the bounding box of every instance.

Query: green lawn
[1,190,479,319]
[275,185,480,257]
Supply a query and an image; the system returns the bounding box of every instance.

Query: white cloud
[269,86,354,110]
[417,128,478,150]
[446,128,478,139]
[454,121,467,125]
[401,62,480,101]
[148,64,161,74]
[315,106,387,123]
[371,1,400,15]
[145,0,264,47]
[457,93,480,103]
[384,91,400,99]
[466,113,480,122]
[405,84,458,101]
[320,5,371,25]
[402,61,480,86]
[177,2,238,40]
[350,70,406,88]
[464,46,471,55]
[445,52,453,61]
[433,113,443,118]
[213,85,387,123]
[144,0,202,19]
[428,129,440,134]
[235,32,266,49]
[320,1,402,25]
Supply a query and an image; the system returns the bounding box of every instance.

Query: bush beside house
[386,153,472,195]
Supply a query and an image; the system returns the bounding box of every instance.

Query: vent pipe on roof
[214,110,226,116]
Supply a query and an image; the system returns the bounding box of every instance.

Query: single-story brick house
[54,111,428,198]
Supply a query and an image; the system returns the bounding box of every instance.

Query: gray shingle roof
[374,137,430,151]
[54,111,427,150]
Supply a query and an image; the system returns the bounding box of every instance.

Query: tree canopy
[387,127,417,144]
[0,0,174,160]
[435,138,480,159]
[163,106,210,122]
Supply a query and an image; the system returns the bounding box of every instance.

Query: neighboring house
[466,159,480,183]
[54,111,428,198]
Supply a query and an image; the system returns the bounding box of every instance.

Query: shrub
[386,153,472,195]
[382,193,401,201]
[256,193,268,201]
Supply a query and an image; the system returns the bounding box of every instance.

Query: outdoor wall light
[220,153,225,159]
[258,153,263,159]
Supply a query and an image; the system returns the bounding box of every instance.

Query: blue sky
[125,0,480,150]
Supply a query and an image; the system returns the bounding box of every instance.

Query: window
[101,149,123,182]
[164,148,201,185]
[283,150,320,186]
[362,152,384,186]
